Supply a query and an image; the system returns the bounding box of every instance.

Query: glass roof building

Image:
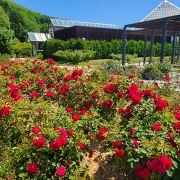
[50,19,119,29]
[27,33,51,42]
[49,18,120,38]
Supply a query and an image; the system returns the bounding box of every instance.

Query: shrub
[0,58,180,180]
[43,39,67,58]
[13,42,32,58]
[53,50,96,63]
[0,53,11,65]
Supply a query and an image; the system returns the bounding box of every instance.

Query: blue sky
[11,0,180,28]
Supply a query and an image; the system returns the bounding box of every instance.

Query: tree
[0,5,10,29]
[0,29,14,55]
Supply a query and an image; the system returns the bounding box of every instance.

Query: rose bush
[0,58,180,180]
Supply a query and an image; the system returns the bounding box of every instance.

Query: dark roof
[125,14,180,37]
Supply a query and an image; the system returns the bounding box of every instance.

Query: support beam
[122,26,127,65]
[149,29,154,63]
[143,35,148,65]
[171,31,177,64]
[160,18,168,62]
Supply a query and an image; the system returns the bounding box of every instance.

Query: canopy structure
[122,1,180,65]
[27,33,51,56]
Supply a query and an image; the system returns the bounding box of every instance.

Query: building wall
[54,25,171,43]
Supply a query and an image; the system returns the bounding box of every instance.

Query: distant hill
[0,0,52,42]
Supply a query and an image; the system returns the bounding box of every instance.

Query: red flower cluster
[162,74,171,81]
[174,112,180,121]
[78,142,86,150]
[7,83,22,101]
[134,163,150,179]
[146,155,172,174]
[152,123,162,131]
[64,69,83,81]
[154,97,168,111]
[49,128,68,150]
[133,138,139,147]
[26,162,38,174]
[30,91,40,99]
[127,83,143,104]
[99,99,113,108]
[32,126,41,134]
[55,166,66,177]
[115,149,124,158]
[98,127,109,141]
[0,106,11,120]
[103,83,117,94]
[46,90,54,98]
[33,137,46,148]
[72,113,80,122]
[47,58,55,65]
[112,140,122,148]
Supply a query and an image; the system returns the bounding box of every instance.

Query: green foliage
[0,29,14,55]
[12,42,32,58]
[42,39,67,58]
[0,5,10,29]
[43,38,172,63]
[141,61,172,79]
[110,53,122,60]
[53,50,96,63]
[0,0,50,42]
[0,53,10,65]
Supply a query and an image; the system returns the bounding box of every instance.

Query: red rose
[133,138,139,147]
[72,114,80,122]
[30,91,40,99]
[152,123,161,131]
[32,126,41,134]
[27,162,38,174]
[46,90,54,98]
[0,106,11,116]
[92,93,100,99]
[115,149,124,158]
[49,138,63,150]
[117,90,125,98]
[56,166,66,177]
[78,142,85,150]
[33,137,46,148]
[89,150,93,158]
[47,58,55,65]
[64,75,72,81]
[66,107,73,113]
[68,129,75,138]
[103,84,116,94]
[174,112,180,121]
[147,155,172,174]
[135,163,151,179]
[98,127,109,141]
[112,140,122,148]
[129,128,135,135]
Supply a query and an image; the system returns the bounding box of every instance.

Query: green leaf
[167,169,173,177]
[172,160,178,169]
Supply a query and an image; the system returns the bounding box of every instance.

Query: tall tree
[0,5,10,29]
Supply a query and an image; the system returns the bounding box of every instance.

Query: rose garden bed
[0,58,180,180]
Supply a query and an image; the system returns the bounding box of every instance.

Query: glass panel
[50,18,119,29]
[28,33,37,41]
[51,19,58,26]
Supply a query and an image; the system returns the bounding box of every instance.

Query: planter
[143,73,155,80]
